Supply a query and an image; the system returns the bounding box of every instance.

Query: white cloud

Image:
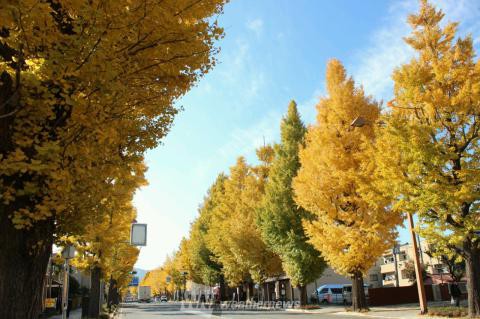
[351,0,415,101]
[217,38,267,111]
[352,0,480,102]
[216,88,325,166]
[297,88,324,126]
[435,0,480,45]
[218,111,281,161]
[233,40,249,67]
[218,39,249,83]
[246,71,265,99]
[246,18,264,37]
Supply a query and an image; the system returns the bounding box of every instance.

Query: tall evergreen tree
[258,101,325,306]
[188,175,226,293]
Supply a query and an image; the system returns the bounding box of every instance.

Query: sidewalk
[336,308,425,319]
[288,302,461,319]
[286,305,344,314]
[50,308,82,319]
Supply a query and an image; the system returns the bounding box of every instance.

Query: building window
[370,274,378,282]
[398,253,407,261]
[383,255,395,264]
[383,273,395,281]
[434,264,447,274]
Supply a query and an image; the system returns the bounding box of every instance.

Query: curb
[335,311,420,319]
[285,309,326,313]
[335,311,448,319]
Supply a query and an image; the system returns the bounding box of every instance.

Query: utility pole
[350,117,427,314]
[350,116,428,315]
[407,213,427,314]
[392,245,400,288]
[417,233,425,265]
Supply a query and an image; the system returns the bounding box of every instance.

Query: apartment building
[378,241,448,287]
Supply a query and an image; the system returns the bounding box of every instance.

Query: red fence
[368,285,435,306]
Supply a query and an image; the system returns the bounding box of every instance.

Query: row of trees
[0,1,227,318]
[156,1,480,316]
[140,255,184,299]
[160,65,399,309]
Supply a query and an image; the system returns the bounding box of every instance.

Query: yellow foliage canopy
[206,157,282,285]
[294,60,401,276]
[0,0,226,235]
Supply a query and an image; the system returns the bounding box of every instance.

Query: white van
[316,284,344,304]
[342,284,370,305]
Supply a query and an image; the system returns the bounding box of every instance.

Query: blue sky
[133,0,480,270]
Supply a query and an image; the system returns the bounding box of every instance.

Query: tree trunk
[237,285,243,302]
[351,271,367,311]
[245,281,254,301]
[88,266,102,318]
[0,207,54,319]
[219,275,226,301]
[298,285,307,306]
[464,241,480,318]
[107,276,118,311]
[112,288,119,306]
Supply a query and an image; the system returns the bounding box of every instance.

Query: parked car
[342,284,370,305]
[160,295,168,303]
[124,296,135,303]
[316,284,344,304]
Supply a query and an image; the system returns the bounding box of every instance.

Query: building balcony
[382,279,397,287]
[380,263,396,274]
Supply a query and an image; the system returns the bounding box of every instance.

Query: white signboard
[130,223,147,246]
[61,245,75,259]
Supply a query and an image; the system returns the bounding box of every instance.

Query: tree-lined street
[1,0,480,318]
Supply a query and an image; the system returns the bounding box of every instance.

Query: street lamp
[351,116,428,314]
[61,245,75,319]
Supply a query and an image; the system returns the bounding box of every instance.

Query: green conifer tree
[258,101,325,306]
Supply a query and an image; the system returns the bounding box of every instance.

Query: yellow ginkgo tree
[293,60,401,311]
[0,1,227,318]
[369,1,480,316]
[206,154,282,300]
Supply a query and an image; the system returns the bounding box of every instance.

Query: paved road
[118,302,381,319]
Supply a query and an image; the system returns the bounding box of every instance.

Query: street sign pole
[61,246,75,319]
[62,259,69,319]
